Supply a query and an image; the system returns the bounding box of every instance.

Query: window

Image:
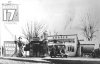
[56,36,57,39]
[68,46,74,52]
[99,44,100,47]
[55,36,56,39]
[63,36,64,39]
[53,37,54,39]
[60,36,62,39]
[64,36,66,39]
[58,36,59,39]
[66,36,67,38]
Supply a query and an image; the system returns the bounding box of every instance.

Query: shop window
[53,37,54,39]
[58,36,59,39]
[61,36,62,39]
[66,36,67,38]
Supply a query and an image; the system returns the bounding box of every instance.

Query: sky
[0,0,100,45]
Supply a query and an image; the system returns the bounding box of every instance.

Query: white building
[47,34,78,57]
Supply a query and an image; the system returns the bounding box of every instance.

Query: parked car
[49,45,68,58]
[92,48,100,58]
[50,51,68,58]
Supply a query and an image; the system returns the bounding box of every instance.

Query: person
[50,45,56,57]
[56,46,60,55]
[61,49,65,54]
[60,47,65,57]
[17,41,25,57]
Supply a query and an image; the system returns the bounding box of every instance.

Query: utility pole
[0,46,2,57]
[12,35,17,57]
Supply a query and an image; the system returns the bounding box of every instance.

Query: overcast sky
[0,0,100,45]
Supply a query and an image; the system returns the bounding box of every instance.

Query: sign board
[3,41,16,56]
[2,1,19,22]
[30,37,40,41]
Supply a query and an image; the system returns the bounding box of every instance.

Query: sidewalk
[44,57,100,61]
[0,56,50,63]
[43,57,100,64]
[1,56,100,64]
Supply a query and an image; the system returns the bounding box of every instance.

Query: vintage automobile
[49,44,68,58]
[50,52,68,58]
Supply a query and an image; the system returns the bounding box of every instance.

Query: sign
[4,41,16,56]
[30,37,40,41]
[2,1,19,22]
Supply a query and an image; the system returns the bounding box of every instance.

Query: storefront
[29,40,48,57]
[47,34,78,57]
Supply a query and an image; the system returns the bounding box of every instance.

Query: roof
[29,41,43,44]
[48,34,77,37]
[4,41,15,44]
[80,40,98,45]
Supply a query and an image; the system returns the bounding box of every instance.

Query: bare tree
[21,21,47,57]
[64,17,73,30]
[22,21,46,42]
[81,12,98,41]
[53,30,58,35]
